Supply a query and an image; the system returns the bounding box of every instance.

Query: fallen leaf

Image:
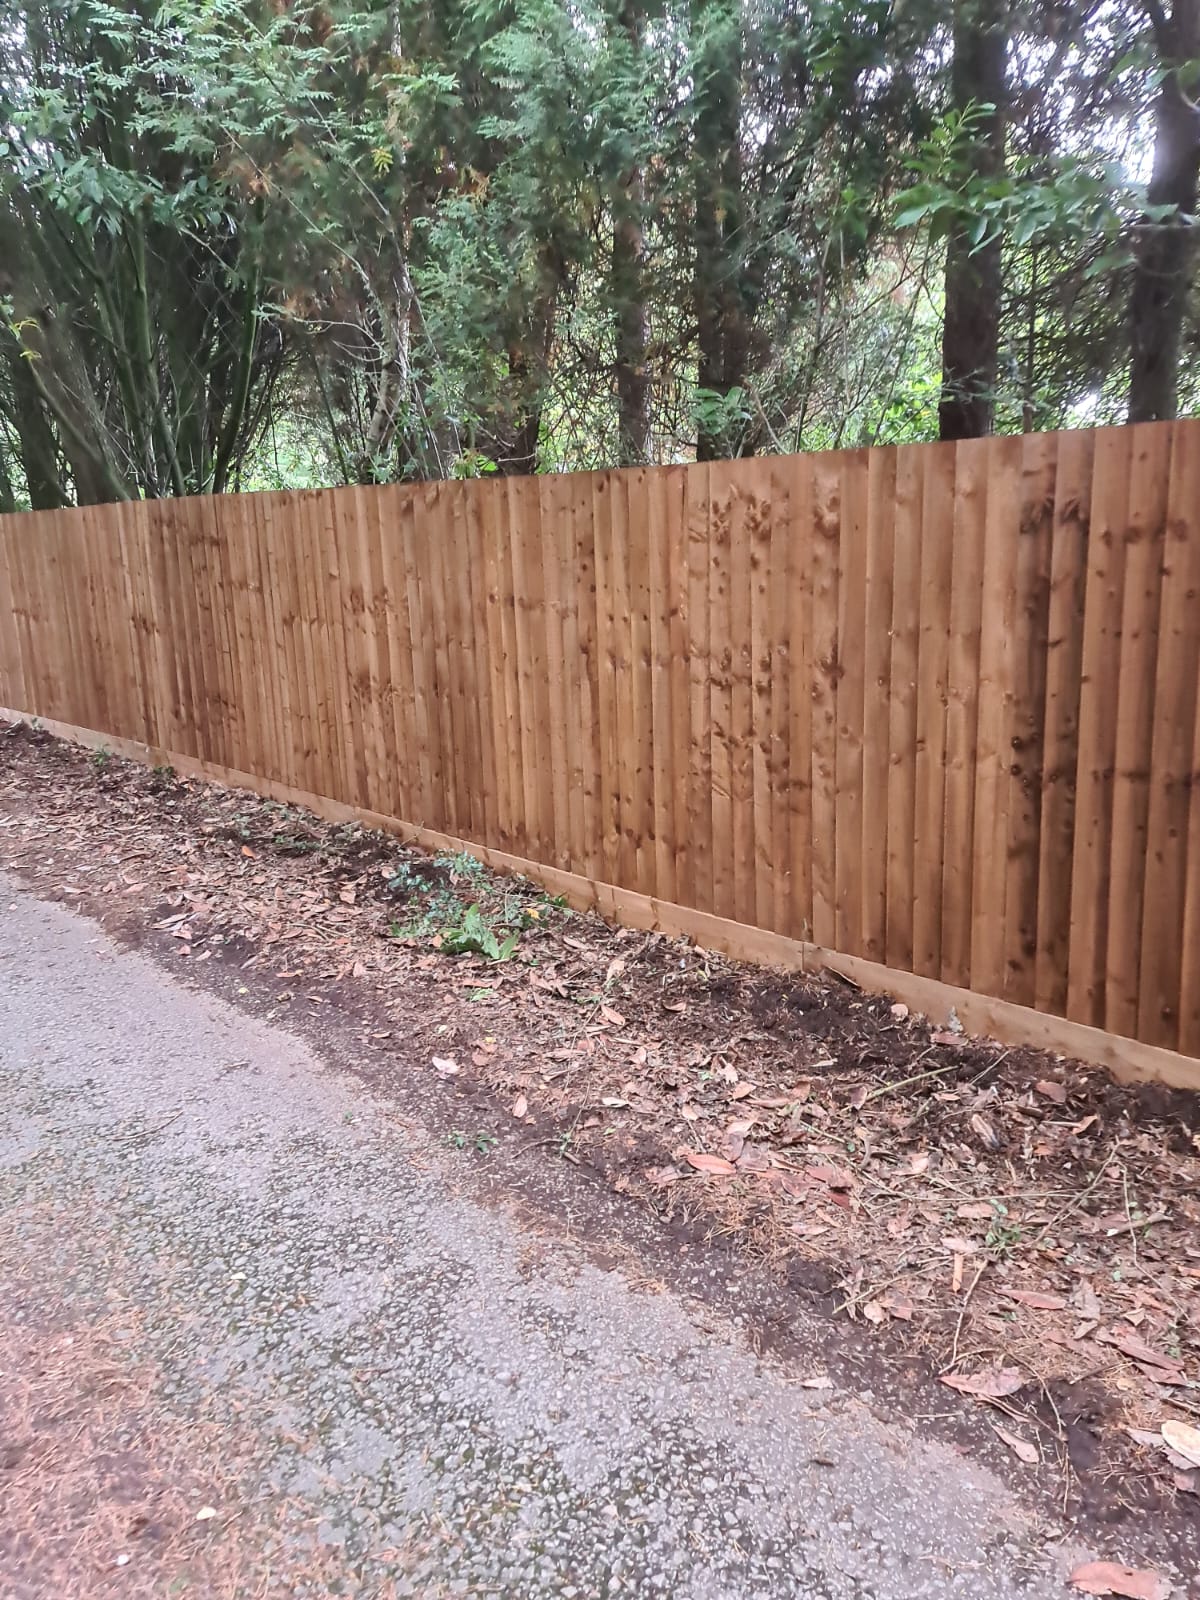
[957,1202,996,1221]
[240,845,255,858]
[1162,1420,1200,1469]
[729,1082,753,1099]
[1069,1113,1099,1136]
[645,1165,682,1187]
[1035,1079,1067,1104]
[351,959,367,978]
[604,956,626,986]
[862,1300,886,1325]
[1068,1560,1169,1600]
[880,1289,914,1321]
[683,1151,737,1176]
[970,1112,1001,1150]
[806,1163,855,1190]
[909,1152,930,1175]
[511,1094,528,1119]
[663,999,687,1013]
[941,1235,980,1255]
[931,1030,962,1047]
[799,1375,833,1389]
[431,1055,459,1077]
[735,1142,771,1173]
[940,1367,1024,1400]
[1072,1279,1102,1320]
[1096,1328,1182,1374]
[887,1207,914,1237]
[991,1423,1038,1464]
[339,886,356,904]
[848,1085,870,1111]
[195,1506,219,1522]
[599,1004,626,1027]
[998,1287,1067,1311]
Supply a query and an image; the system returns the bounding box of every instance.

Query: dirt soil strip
[2,721,1200,1569]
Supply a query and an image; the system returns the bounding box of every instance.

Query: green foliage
[0,0,1188,501]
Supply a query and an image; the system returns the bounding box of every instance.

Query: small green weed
[90,745,112,772]
[439,903,521,962]
[985,1203,1022,1258]
[446,1129,498,1155]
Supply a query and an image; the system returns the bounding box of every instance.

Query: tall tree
[1129,0,1200,421]
[939,0,1009,440]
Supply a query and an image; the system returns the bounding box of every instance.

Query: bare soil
[3,721,1199,1567]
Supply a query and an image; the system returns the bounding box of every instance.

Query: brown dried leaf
[862,1300,886,1325]
[941,1235,980,1255]
[511,1094,528,1119]
[1162,1420,1200,1469]
[806,1163,855,1190]
[970,1112,1001,1150]
[645,1165,682,1188]
[1068,1561,1169,1600]
[1096,1328,1183,1374]
[683,1151,737,1176]
[957,1202,996,1221]
[991,1423,1039,1464]
[998,1287,1068,1311]
[663,999,687,1013]
[887,1207,914,1238]
[1035,1079,1068,1104]
[729,1082,754,1100]
[604,956,626,986]
[880,1290,914,1321]
[940,1367,1025,1401]
[599,1004,626,1028]
[848,1085,870,1111]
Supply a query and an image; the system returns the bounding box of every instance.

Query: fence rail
[3,420,1200,1072]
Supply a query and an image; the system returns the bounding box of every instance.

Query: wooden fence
[3,419,1200,1083]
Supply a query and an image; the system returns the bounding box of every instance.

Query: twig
[1121,1164,1140,1270]
[860,1050,956,1106]
[1030,1147,1118,1248]
[951,1260,988,1366]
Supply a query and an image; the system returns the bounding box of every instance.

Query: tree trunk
[938,0,1008,442]
[692,0,747,461]
[614,166,650,465]
[613,0,650,466]
[1129,0,1200,424]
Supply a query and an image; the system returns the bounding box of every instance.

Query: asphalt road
[0,874,1119,1597]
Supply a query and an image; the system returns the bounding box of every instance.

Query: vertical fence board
[885,446,923,971]
[1000,433,1056,1007]
[809,452,841,947]
[1068,427,1134,1027]
[685,463,714,913]
[747,463,775,931]
[1140,430,1200,1047]
[785,453,814,941]
[1105,425,1172,1039]
[572,474,603,881]
[911,444,955,980]
[941,440,988,988]
[1033,432,1093,1016]
[627,468,656,895]
[647,465,677,900]
[727,468,757,927]
[765,455,794,935]
[665,466,691,907]
[593,473,622,884]
[862,447,896,962]
[835,452,868,956]
[708,465,736,921]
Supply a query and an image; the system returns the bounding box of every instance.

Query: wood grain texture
[2,420,1199,1067]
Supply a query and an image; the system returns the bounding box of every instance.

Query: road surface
[0,874,1112,1597]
